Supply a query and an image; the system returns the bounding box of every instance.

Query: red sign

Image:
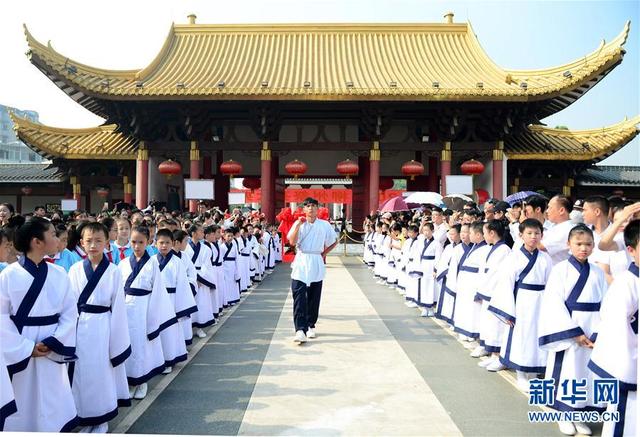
[285,189,353,204]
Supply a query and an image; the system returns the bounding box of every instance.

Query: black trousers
[291,279,323,333]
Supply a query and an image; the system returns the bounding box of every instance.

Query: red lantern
[336,159,359,179]
[285,159,307,179]
[96,186,110,198]
[21,186,33,196]
[475,189,489,204]
[158,159,182,179]
[220,159,242,178]
[401,160,424,180]
[379,177,394,191]
[242,177,261,190]
[461,159,485,175]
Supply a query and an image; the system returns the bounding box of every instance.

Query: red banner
[379,189,406,203]
[285,188,353,204]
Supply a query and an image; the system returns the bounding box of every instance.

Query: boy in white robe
[488,218,553,385]
[386,223,403,289]
[453,222,489,340]
[538,224,608,436]
[184,224,217,337]
[208,227,226,312]
[397,225,418,296]
[68,222,131,433]
[236,230,251,293]
[374,223,391,284]
[435,224,461,325]
[252,229,266,283]
[172,230,197,346]
[273,230,282,263]
[588,219,638,437]
[1,217,78,432]
[440,224,471,327]
[477,220,512,364]
[156,229,194,374]
[203,226,222,318]
[245,225,258,286]
[118,225,177,400]
[222,228,241,306]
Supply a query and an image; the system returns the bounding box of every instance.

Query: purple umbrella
[379,196,409,212]
[505,191,545,206]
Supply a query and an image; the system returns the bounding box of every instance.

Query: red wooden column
[368,141,380,214]
[123,175,133,204]
[260,141,275,222]
[135,142,149,209]
[440,141,451,195]
[427,156,438,192]
[189,141,200,213]
[492,140,504,200]
[214,151,229,211]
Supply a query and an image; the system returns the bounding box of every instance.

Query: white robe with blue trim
[453,242,490,337]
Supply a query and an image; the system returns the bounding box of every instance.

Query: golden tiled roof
[506,116,640,161]
[24,19,629,104]
[10,114,137,160]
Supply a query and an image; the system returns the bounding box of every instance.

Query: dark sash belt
[459,266,479,273]
[125,287,152,296]
[166,287,177,294]
[519,283,545,291]
[11,313,59,327]
[78,304,110,314]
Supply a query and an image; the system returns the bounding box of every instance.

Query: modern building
[8,13,640,221]
[0,104,42,163]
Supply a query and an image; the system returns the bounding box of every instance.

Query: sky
[1,0,638,165]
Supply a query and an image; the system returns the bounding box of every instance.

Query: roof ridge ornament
[188,14,197,25]
[444,12,454,24]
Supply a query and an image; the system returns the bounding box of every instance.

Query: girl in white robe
[210,237,226,311]
[252,231,265,282]
[397,226,418,296]
[222,229,241,305]
[588,222,638,437]
[404,233,423,308]
[453,224,489,340]
[539,227,608,436]
[435,225,461,325]
[203,227,222,318]
[415,224,443,317]
[441,224,471,327]
[386,224,403,288]
[118,226,177,399]
[68,225,131,432]
[1,217,78,432]
[184,226,217,336]
[477,221,512,364]
[237,234,251,292]
[374,226,391,284]
[488,219,553,390]
[246,232,259,284]
[173,230,198,345]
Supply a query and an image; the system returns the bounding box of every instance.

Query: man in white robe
[287,197,337,344]
[540,195,575,265]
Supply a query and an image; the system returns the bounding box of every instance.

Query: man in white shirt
[539,195,575,265]
[287,198,338,344]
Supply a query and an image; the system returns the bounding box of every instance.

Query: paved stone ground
[107,256,603,436]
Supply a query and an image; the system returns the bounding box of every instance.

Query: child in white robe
[208,226,226,312]
[203,226,222,318]
[453,222,489,340]
[45,225,82,271]
[113,218,133,263]
[440,224,471,327]
[0,336,16,431]
[173,230,197,345]
[374,223,391,284]
[488,218,553,387]
[476,220,512,364]
[156,229,194,374]
[435,224,461,325]
[0,217,78,432]
[415,223,442,317]
[397,225,418,296]
[222,228,241,305]
[118,225,176,400]
[68,222,131,433]
[184,224,217,337]
[274,231,282,263]
[386,223,403,288]
[538,224,608,436]
[588,219,638,437]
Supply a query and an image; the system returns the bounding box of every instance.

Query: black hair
[173,230,188,243]
[422,222,434,231]
[302,197,319,206]
[224,227,235,234]
[432,207,443,214]
[14,217,53,253]
[188,223,202,237]
[512,201,523,208]
[443,209,453,217]
[484,219,505,238]
[55,224,68,238]
[519,218,544,234]
[34,205,45,211]
[391,223,402,233]
[568,224,594,241]
[407,224,419,233]
[210,224,220,233]
[101,217,116,231]
[156,228,174,241]
[204,225,215,235]
[0,228,6,243]
[131,225,150,240]
[583,196,610,216]
[624,219,639,248]
[470,222,484,234]
[525,195,548,213]
[67,221,88,250]
[80,222,109,240]
[553,195,573,213]
[450,223,462,234]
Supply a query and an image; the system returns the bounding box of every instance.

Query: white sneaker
[463,341,476,350]
[448,325,455,331]
[376,280,385,285]
[91,423,109,433]
[477,357,495,368]
[307,328,317,339]
[128,385,136,398]
[406,301,418,308]
[558,421,576,436]
[294,330,307,344]
[470,346,489,358]
[573,422,591,435]
[420,308,435,317]
[516,372,530,393]
[486,360,507,372]
[162,366,172,374]
[133,383,148,399]
[195,328,207,338]
[79,426,94,433]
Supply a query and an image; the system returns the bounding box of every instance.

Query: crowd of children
[363,195,639,437]
[0,203,282,433]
